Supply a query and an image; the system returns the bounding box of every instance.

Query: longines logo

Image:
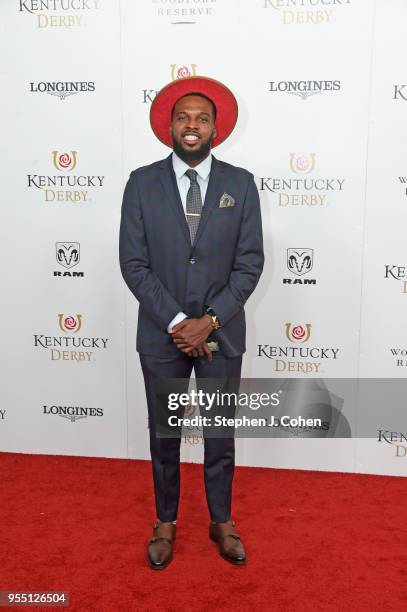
[284,248,316,285]
[389,348,407,368]
[384,265,407,294]
[42,404,103,422]
[26,150,105,204]
[378,429,407,457]
[29,81,95,100]
[33,315,109,362]
[151,0,216,24]
[54,242,84,278]
[142,64,198,104]
[0,410,6,421]
[269,80,341,99]
[18,0,100,28]
[393,85,407,101]
[263,0,351,26]
[258,323,339,374]
[257,153,345,207]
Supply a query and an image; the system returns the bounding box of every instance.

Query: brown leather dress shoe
[147,521,176,570]
[209,520,246,565]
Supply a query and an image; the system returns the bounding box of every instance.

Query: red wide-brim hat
[150,76,238,148]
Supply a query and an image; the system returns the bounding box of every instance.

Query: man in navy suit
[119,76,264,569]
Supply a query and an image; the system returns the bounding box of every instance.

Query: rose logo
[285,322,312,343]
[295,156,310,172]
[52,150,77,172]
[289,153,316,174]
[170,63,197,81]
[177,66,191,78]
[58,154,72,169]
[58,314,82,333]
[292,325,305,340]
[64,316,77,331]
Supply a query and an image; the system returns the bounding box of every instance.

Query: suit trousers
[139,351,242,523]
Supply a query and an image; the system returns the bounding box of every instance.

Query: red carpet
[1,452,407,612]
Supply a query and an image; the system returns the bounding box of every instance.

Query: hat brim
[149,76,238,148]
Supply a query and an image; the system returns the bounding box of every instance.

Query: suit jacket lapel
[193,155,224,247]
[159,154,190,244]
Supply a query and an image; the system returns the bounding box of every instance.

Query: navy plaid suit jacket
[119,154,264,358]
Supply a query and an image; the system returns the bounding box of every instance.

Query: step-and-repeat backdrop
[2,0,406,476]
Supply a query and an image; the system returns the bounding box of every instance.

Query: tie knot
[186,169,198,183]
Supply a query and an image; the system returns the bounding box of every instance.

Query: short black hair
[171,92,217,120]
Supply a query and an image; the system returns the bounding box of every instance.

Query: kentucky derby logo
[56,242,80,269]
[170,64,197,81]
[257,152,345,208]
[287,249,313,276]
[384,264,407,294]
[263,0,351,26]
[27,150,104,204]
[258,322,339,373]
[285,323,312,343]
[18,0,99,29]
[33,315,108,362]
[378,429,407,458]
[289,153,316,174]
[52,151,77,172]
[58,314,82,333]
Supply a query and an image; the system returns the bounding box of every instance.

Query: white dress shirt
[167,152,213,331]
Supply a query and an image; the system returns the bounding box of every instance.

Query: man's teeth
[184,135,199,142]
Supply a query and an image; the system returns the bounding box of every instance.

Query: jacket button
[189,257,196,264]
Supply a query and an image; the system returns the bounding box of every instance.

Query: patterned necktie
[185,168,202,243]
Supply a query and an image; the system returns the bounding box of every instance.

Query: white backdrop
[1,0,406,476]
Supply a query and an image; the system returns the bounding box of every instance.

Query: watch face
[205,307,220,327]
[211,316,220,330]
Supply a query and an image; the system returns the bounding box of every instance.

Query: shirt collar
[172,151,212,181]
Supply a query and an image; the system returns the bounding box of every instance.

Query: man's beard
[171,130,214,163]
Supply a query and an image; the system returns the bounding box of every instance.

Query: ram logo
[56,242,80,269]
[287,248,313,276]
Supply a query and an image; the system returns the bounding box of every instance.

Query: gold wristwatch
[205,306,221,330]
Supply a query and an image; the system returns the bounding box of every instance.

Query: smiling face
[170,94,217,166]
